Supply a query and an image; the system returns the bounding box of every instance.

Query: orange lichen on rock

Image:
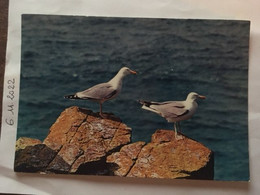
[110,130,214,179]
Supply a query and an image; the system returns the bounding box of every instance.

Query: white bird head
[108,66,137,87]
[187,92,206,101]
[119,67,137,76]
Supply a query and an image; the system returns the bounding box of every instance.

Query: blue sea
[18,15,250,181]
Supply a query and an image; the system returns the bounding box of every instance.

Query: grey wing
[150,101,188,118]
[76,83,117,100]
[151,101,184,107]
[140,100,183,107]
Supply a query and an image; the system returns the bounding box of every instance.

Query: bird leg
[174,122,183,140]
[174,123,177,138]
[177,122,181,134]
[99,103,105,118]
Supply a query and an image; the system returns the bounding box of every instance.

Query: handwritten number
[8,85,15,90]
[5,118,14,126]
[7,78,15,85]
[6,78,16,126]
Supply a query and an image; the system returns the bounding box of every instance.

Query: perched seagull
[139,92,206,139]
[64,67,137,118]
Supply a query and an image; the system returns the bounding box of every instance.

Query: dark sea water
[18,15,250,181]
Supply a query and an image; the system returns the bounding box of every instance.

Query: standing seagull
[64,67,137,117]
[139,92,206,139]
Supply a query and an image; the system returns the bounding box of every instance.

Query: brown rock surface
[107,141,146,176]
[15,106,132,174]
[43,106,89,151]
[48,107,131,173]
[109,130,214,180]
[14,107,214,179]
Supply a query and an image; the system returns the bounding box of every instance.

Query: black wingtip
[64,94,76,99]
[138,100,144,104]
[138,100,150,106]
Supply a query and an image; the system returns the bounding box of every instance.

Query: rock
[108,130,214,180]
[14,107,214,180]
[43,106,90,152]
[15,137,41,151]
[14,144,57,172]
[107,141,146,176]
[48,107,131,174]
[46,154,71,174]
[14,106,132,174]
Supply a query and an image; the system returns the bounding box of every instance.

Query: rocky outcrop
[107,130,214,179]
[14,106,214,180]
[15,106,131,174]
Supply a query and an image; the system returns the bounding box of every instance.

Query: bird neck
[185,97,195,106]
[108,70,125,88]
[186,96,196,102]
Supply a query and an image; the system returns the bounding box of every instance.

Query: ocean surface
[18,15,250,181]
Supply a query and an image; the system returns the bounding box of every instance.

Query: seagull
[139,92,206,139]
[64,67,137,118]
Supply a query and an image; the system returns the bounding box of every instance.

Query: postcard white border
[1,0,260,194]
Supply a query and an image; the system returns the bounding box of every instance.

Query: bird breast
[181,101,198,120]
